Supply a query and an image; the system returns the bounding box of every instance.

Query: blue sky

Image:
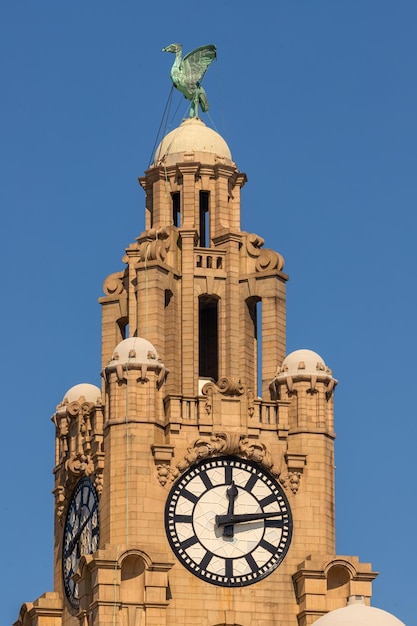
[1,2,416,624]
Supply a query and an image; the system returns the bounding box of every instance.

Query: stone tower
[14,117,378,626]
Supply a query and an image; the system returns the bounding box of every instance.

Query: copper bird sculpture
[162,43,217,117]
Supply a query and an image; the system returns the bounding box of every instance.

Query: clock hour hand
[66,512,92,555]
[223,481,238,538]
[216,510,285,527]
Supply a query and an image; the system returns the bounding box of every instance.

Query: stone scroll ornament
[163,43,217,118]
[156,433,286,487]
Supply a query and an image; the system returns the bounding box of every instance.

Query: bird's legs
[190,93,199,118]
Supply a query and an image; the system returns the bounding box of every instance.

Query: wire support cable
[148,86,174,168]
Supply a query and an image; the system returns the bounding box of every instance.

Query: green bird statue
[162,43,217,117]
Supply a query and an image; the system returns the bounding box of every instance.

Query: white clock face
[62,478,99,608]
[165,456,292,587]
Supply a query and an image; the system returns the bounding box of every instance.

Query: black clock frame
[164,455,293,587]
[62,476,100,609]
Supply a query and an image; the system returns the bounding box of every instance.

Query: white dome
[154,118,232,166]
[280,349,328,377]
[63,383,101,404]
[314,603,405,626]
[108,337,161,368]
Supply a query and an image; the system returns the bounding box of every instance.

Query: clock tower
[14,116,378,626]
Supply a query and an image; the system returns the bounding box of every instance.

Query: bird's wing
[182,45,217,86]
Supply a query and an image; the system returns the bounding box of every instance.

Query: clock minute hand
[67,513,92,555]
[223,481,238,538]
[216,510,285,527]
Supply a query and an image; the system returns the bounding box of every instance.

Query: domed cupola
[314,596,406,626]
[273,349,337,396]
[61,383,102,405]
[139,117,246,239]
[101,337,168,426]
[102,337,167,384]
[51,382,104,510]
[154,117,233,167]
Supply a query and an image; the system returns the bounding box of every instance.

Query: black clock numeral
[180,535,199,550]
[265,518,285,528]
[180,489,199,504]
[244,473,258,491]
[225,465,233,484]
[199,551,213,571]
[200,471,214,490]
[245,552,258,572]
[259,493,277,508]
[174,514,193,523]
[259,538,278,554]
[225,558,233,578]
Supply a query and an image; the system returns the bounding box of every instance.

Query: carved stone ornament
[137,226,173,265]
[246,232,265,257]
[156,464,172,487]
[255,248,285,272]
[103,360,169,389]
[281,471,302,494]
[53,485,66,521]
[53,398,104,521]
[157,433,284,486]
[102,270,127,297]
[244,232,285,272]
[202,377,244,398]
[247,387,255,418]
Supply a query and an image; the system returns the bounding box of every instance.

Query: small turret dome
[280,349,328,377]
[271,348,337,395]
[314,598,405,625]
[62,383,101,404]
[154,118,233,166]
[102,337,168,385]
[107,337,161,368]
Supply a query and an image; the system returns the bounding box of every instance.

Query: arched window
[199,295,218,380]
[246,297,262,396]
[120,555,145,603]
[326,564,351,599]
[172,192,180,227]
[199,191,210,247]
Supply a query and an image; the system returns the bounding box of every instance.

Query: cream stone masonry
[14,117,378,626]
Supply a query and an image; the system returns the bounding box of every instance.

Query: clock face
[165,455,292,587]
[62,477,99,608]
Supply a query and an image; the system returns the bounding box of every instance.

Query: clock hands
[223,481,238,537]
[216,483,286,535]
[66,510,93,555]
[216,510,286,527]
